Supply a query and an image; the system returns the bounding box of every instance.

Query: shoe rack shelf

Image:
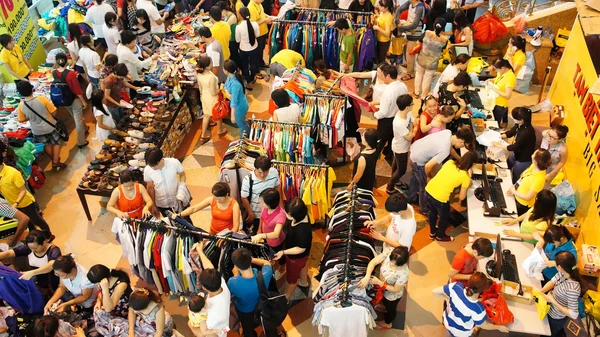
[158,90,195,158]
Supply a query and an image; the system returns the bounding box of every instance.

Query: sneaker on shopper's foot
[436,236,455,242]
[429,232,436,240]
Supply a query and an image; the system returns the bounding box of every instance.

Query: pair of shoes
[77,141,89,149]
[429,232,436,240]
[52,162,67,172]
[128,159,146,167]
[128,130,144,139]
[385,188,397,195]
[436,236,455,242]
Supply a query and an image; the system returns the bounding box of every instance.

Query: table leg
[77,189,92,221]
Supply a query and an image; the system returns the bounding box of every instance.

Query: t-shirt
[143,158,185,208]
[67,41,84,67]
[391,113,413,154]
[260,207,286,247]
[450,247,477,285]
[409,129,452,166]
[94,104,115,142]
[102,25,121,55]
[374,81,408,119]
[13,244,61,288]
[210,21,232,60]
[274,104,300,123]
[102,74,125,107]
[515,165,545,207]
[53,69,83,96]
[380,250,409,300]
[548,272,581,319]
[340,33,356,66]
[235,20,259,52]
[206,40,226,83]
[0,198,17,219]
[0,45,30,80]
[136,0,165,33]
[284,220,312,259]
[18,96,57,136]
[542,239,578,280]
[84,3,115,38]
[79,47,101,78]
[205,278,230,336]
[375,11,393,42]
[248,0,267,36]
[425,161,470,203]
[493,70,516,108]
[0,165,35,208]
[61,264,99,308]
[443,282,487,337]
[511,50,526,74]
[385,206,416,249]
[432,64,459,98]
[117,44,153,82]
[520,208,549,245]
[240,169,281,218]
[227,265,273,313]
[271,49,305,69]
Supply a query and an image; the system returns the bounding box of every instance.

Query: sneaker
[140,111,155,118]
[128,159,146,167]
[133,152,145,160]
[429,232,436,240]
[138,143,156,149]
[128,130,144,139]
[125,137,139,145]
[436,236,455,242]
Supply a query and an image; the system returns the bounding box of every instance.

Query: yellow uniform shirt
[248,1,268,36]
[375,11,393,43]
[0,45,30,80]
[493,69,516,108]
[235,0,243,16]
[425,161,471,203]
[515,165,545,208]
[0,165,35,208]
[210,21,232,60]
[271,49,305,69]
[511,50,526,74]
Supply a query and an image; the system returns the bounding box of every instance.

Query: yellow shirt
[210,21,232,60]
[271,49,305,69]
[248,1,267,36]
[515,165,546,207]
[0,45,30,80]
[425,161,471,203]
[511,50,526,74]
[235,0,243,16]
[493,69,516,108]
[0,165,35,208]
[375,11,393,43]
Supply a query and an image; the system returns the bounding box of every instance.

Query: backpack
[256,271,287,330]
[50,70,75,106]
[27,163,46,190]
[480,282,514,325]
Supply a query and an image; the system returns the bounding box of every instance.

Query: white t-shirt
[117,44,153,81]
[374,80,408,119]
[337,0,353,9]
[391,113,414,154]
[371,71,388,103]
[206,278,231,337]
[433,64,459,98]
[235,20,259,52]
[84,3,115,38]
[409,129,452,166]
[61,264,99,308]
[143,158,185,208]
[385,205,417,249]
[103,25,121,55]
[67,41,83,67]
[79,47,101,78]
[94,104,115,142]
[274,103,300,123]
[318,305,372,337]
[136,0,166,33]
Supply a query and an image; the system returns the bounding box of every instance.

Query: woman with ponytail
[67,23,85,74]
[91,89,116,142]
[414,18,449,99]
[87,264,132,317]
[448,11,473,56]
[196,56,226,143]
[537,251,582,337]
[128,288,174,337]
[349,128,380,191]
[33,315,86,337]
[235,7,259,86]
[223,59,249,137]
[535,225,578,282]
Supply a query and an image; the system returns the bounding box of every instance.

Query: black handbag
[23,101,69,141]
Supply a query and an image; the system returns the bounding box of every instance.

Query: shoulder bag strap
[247,174,253,202]
[23,101,56,128]
[256,269,267,295]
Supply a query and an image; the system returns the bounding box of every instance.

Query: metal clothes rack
[271,160,331,214]
[340,184,358,307]
[273,19,368,27]
[248,118,312,128]
[294,6,375,15]
[304,93,349,164]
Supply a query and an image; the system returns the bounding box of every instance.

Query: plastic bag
[533,290,551,319]
[511,5,530,34]
[481,282,515,325]
[551,180,577,215]
[473,12,509,44]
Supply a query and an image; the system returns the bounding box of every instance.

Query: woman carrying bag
[196,56,226,143]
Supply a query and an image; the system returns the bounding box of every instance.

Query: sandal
[52,162,67,171]
[401,74,414,81]
[200,136,211,144]
[218,129,228,137]
[375,322,392,330]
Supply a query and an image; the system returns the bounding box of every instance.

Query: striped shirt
[0,198,17,219]
[443,282,487,337]
[240,169,281,217]
[549,273,581,319]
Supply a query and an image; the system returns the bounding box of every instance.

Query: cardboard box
[502,281,534,305]
[472,118,486,133]
[579,244,600,276]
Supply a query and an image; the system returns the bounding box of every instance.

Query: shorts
[74,65,85,74]
[286,255,308,284]
[34,130,63,145]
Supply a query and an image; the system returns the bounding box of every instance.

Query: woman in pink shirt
[252,188,286,276]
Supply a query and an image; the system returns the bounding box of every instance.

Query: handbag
[212,91,230,121]
[23,101,69,141]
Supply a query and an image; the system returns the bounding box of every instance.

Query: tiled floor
[28,75,544,337]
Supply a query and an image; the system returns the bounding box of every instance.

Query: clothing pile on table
[218,139,266,202]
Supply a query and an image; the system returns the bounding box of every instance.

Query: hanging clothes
[248,120,315,163]
[302,95,346,148]
[218,139,267,204]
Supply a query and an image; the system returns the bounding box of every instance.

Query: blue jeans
[427,192,450,239]
[548,316,568,337]
[508,153,532,184]
[408,162,429,213]
[89,76,99,89]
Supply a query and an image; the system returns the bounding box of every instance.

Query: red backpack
[28,163,46,190]
[481,282,514,325]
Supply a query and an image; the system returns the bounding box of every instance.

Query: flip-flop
[375,322,392,330]
[218,129,228,136]
[401,74,414,81]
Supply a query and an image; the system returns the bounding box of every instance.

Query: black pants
[548,316,568,337]
[515,201,529,217]
[239,49,259,83]
[157,206,193,225]
[382,297,401,325]
[388,152,408,190]
[237,309,279,337]
[466,7,477,23]
[257,35,268,67]
[427,193,450,239]
[230,40,241,69]
[493,105,509,125]
[18,203,51,234]
[377,117,394,162]
[377,41,390,64]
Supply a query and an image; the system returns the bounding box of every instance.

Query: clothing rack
[248,118,312,128]
[304,93,348,164]
[295,6,374,15]
[125,217,265,247]
[273,19,368,27]
[340,184,358,307]
[271,160,330,207]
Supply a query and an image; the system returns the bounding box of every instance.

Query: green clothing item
[12,141,35,179]
[340,33,356,66]
[227,13,237,42]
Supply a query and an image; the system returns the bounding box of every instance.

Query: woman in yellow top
[425,151,477,242]
[486,59,516,128]
[502,189,556,245]
[0,34,33,84]
[507,149,551,216]
[373,0,394,64]
[504,36,527,76]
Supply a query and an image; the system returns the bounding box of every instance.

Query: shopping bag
[409,42,422,55]
[533,289,551,320]
[472,12,509,44]
[481,282,515,325]
[212,91,230,121]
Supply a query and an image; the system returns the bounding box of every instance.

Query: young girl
[102,12,121,55]
[67,23,84,74]
[128,288,174,337]
[91,90,116,142]
[252,188,286,275]
[134,9,158,51]
[349,128,380,191]
[413,96,438,142]
[79,35,102,89]
[428,105,455,134]
[502,189,556,245]
[99,54,119,84]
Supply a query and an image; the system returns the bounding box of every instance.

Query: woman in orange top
[107,171,154,218]
[175,182,240,234]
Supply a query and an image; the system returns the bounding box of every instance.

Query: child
[99,54,118,85]
[366,193,417,250]
[188,294,208,330]
[91,90,116,142]
[349,128,380,191]
[449,238,494,285]
[387,94,416,194]
[334,18,355,73]
[429,105,455,134]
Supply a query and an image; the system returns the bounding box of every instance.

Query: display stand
[303,93,348,164]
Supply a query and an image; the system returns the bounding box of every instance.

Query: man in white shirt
[365,193,417,250]
[432,54,471,98]
[372,64,408,165]
[271,89,300,123]
[199,27,226,83]
[240,156,281,234]
[84,0,115,49]
[136,0,168,37]
[117,31,157,82]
